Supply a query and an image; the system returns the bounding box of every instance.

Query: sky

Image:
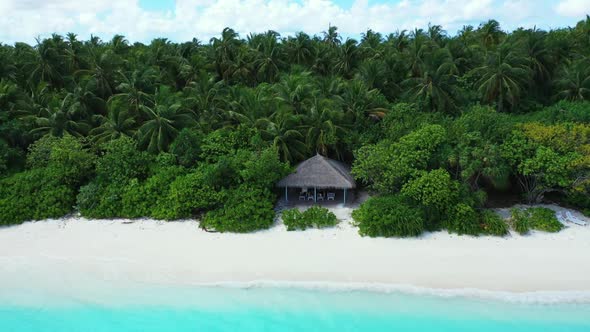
[0,0,589,44]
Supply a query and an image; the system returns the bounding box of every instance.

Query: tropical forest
[1,18,589,236]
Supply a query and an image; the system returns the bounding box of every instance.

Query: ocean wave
[179,280,590,304]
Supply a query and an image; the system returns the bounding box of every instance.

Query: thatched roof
[277,154,356,189]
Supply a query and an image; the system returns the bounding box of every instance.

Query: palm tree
[183,76,227,131]
[406,29,435,77]
[27,94,90,137]
[386,30,409,52]
[554,58,590,101]
[338,80,389,121]
[403,48,459,113]
[300,98,347,158]
[137,89,196,153]
[428,24,446,46]
[322,25,341,47]
[226,85,273,128]
[76,48,120,99]
[30,35,67,88]
[285,32,314,65]
[0,45,17,81]
[335,39,359,78]
[64,33,86,74]
[360,29,383,59]
[474,43,530,112]
[110,69,155,115]
[478,20,504,50]
[259,112,307,162]
[274,72,317,114]
[252,31,284,83]
[210,28,242,81]
[90,103,137,144]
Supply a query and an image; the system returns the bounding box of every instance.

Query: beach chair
[298,191,306,200]
[566,211,588,226]
[327,192,335,201]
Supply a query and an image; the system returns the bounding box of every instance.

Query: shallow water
[2,285,590,332]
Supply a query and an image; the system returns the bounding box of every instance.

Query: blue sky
[0,0,588,44]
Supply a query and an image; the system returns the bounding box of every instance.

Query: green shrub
[304,206,338,228]
[352,195,425,238]
[401,169,459,211]
[282,209,307,231]
[200,186,276,233]
[510,207,563,235]
[282,206,338,231]
[26,135,61,169]
[170,128,203,168]
[95,137,151,184]
[0,136,95,225]
[240,147,290,189]
[480,210,509,236]
[0,168,75,225]
[162,171,224,219]
[0,140,24,176]
[446,203,480,235]
[120,166,186,219]
[529,207,563,232]
[76,182,102,216]
[511,208,531,235]
[87,183,127,218]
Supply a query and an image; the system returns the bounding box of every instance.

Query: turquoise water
[1,286,590,332]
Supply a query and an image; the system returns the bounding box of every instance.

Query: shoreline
[1,207,590,304]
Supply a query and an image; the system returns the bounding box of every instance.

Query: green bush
[78,183,126,219]
[529,207,563,232]
[511,208,531,235]
[76,182,103,216]
[95,137,151,184]
[446,203,480,235]
[0,140,24,176]
[170,128,203,168]
[0,136,95,225]
[510,207,563,235]
[0,168,75,225]
[352,195,425,238]
[282,209,307,231]
[480,210,509,236]
[304,206,338,228]
[162,170,224,219]
[401,169,459,211]
[200,186,276,233]
[120,166,186,219]
[282,206,338,231]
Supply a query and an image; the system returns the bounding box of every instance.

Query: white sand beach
[1,205,590,299]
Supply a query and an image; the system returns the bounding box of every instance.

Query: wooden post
[285,186,288,202]
[343,188,347,204]
[314,187,317,203]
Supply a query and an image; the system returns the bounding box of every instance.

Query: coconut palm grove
[0,18,589,235]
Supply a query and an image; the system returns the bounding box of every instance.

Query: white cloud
[555,0,590,17]
[0,0,583,44]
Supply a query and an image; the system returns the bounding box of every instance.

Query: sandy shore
[1,206,590,298]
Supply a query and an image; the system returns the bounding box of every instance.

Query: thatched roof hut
[277,154,356,189]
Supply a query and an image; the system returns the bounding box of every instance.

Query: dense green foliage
[352,195,425,237]
[200,186,276,233]
[510,207,563,235]
[479,210,510,236]
[0,135,94,224]
[1,20,589,232]
[282,206,338,231]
